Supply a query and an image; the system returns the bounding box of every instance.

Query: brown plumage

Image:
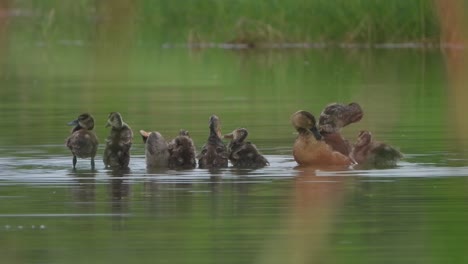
[198,115,228,169]
[66,113,99,169]
[318,102,363,156]
[350,130,403,169]
[103,112,133,169]
[291,110,353,167]
[167,130,197,169]
[224,128,269,169]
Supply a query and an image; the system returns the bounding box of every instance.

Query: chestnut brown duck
[198,115,228,169]
[350,130,403,169]
[103,112,133,169]
[66,113,99,169]
[167,130,197,169]
[318,102,363,156]
[140,130,170,168]
[291,110,354,167]
[224,128,269,169]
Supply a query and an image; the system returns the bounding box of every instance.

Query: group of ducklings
[65,103,402,170]
[65,112,268,170]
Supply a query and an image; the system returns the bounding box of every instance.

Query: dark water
[1,42,468,264]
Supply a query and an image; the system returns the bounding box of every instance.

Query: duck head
[319,102,363,133]
[106,112,124,129]
[179,130,190,137]
[209,115,222,138]
[68,113,95,130]
[140,130,167,153]
[224,128,248,142]
[291,110,322,140]
[355,130,372,148]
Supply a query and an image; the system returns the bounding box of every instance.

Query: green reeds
[8,0,441,46]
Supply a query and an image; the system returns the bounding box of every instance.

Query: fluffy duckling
[291,110,353,167]
[224,128,269,168]
[198,115,228,169]
[167,130,197,169]
[318,102,364,156]
[140,130,170,168]
[103,112,133,169]
[66,113,99,169]
[350,130,403,169]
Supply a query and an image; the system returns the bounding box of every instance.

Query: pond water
[1,42,468,264]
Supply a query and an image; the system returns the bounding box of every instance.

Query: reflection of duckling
[350,130,402,169]
[140,130,169,168]
[167,130,197,169]
[224,128,269,168]
[198,115,228,169]
[103,112,133,169]
[66,113,99,169]
[319,102,364,156]
[291,110,353,167]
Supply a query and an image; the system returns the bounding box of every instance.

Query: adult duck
[198,115,228,169]
[66,113,99,169]
[291,110,353,167]
[103,112,133,169]
[224,128,269,169]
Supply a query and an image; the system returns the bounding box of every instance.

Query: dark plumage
[66,113,99,169]
[350,130,403,169]
[103,112,133,169]
[168,130,197,169]
[224,128,269,169]
[318,102,364,156]
[198,115,228,169]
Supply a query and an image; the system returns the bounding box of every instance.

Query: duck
[140,130,169,168]
[66,113,99,169]
[103,112,133,169]
[318,102,364,156]
[291,110,354,167]
[224,128,269,168]
[167,130,197,169]
[198,115,228,169]
[350,130,403,169]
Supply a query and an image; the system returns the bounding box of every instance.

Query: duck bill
[223,133,234,140]
[67,119,79,126]
[139,130,149,143]
[105,121,111,128]
[309,126,322,140]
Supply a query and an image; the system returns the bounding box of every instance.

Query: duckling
[198,115,228,169]
[66,113,99,169]
[103,112,133,169]
[167,130,197,169]
[140,130,170,168]
[291,110,353,167]
[318,102,364,156]
[350,130,403,169]
[224,128,269,168]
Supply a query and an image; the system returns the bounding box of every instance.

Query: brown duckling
[318,102,364,156]
[350,130,402,169]
[167,130,197,169]
[66,113,99,169]
[140,130,169,168]
[198,115,228,169]
[224,128,269,168]
[103,112,133,169]
[291,110,353,167]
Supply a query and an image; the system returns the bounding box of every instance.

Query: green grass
[9,0,440,46]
